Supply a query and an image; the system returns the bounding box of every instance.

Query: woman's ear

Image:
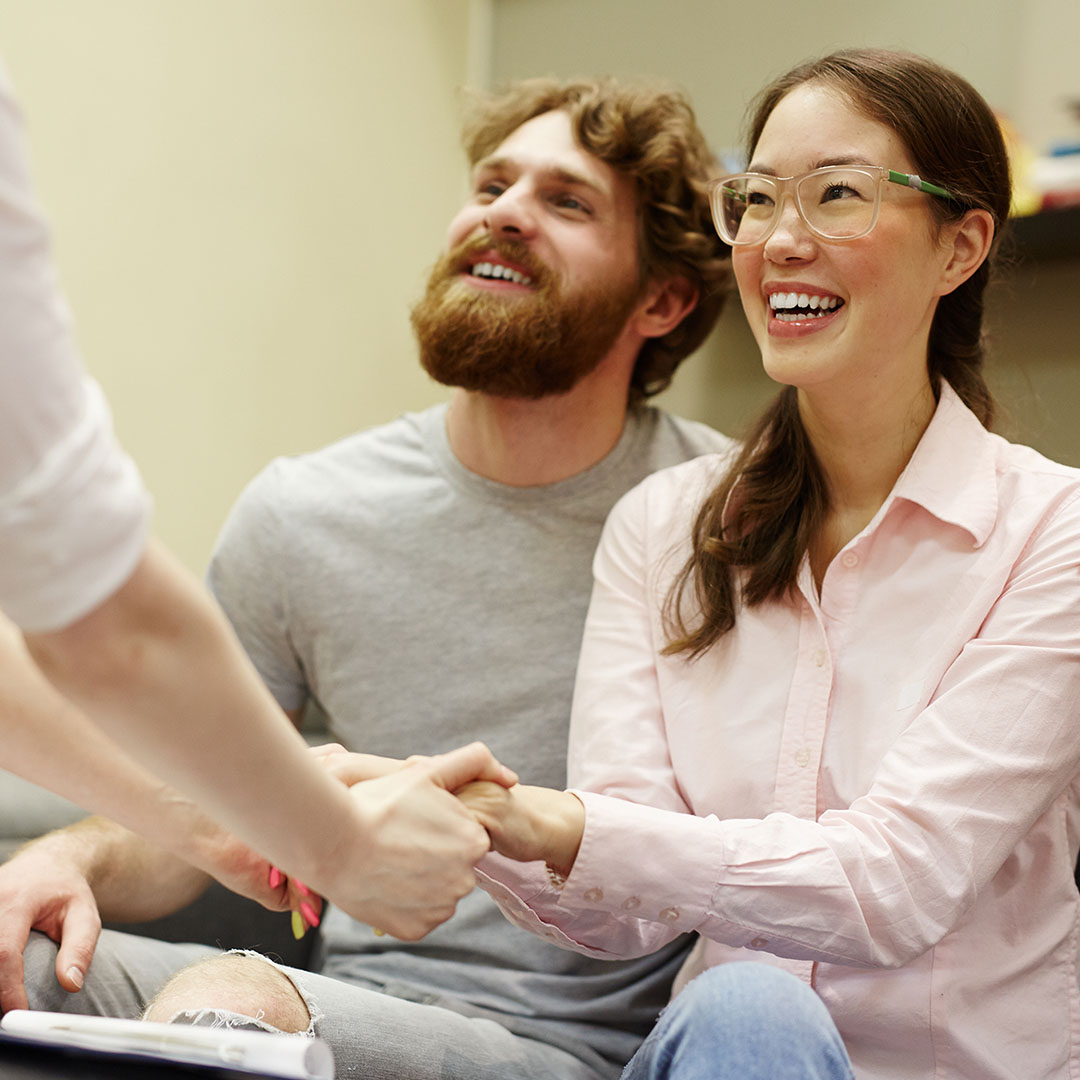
[632,276,699,339]
[938,208,995,297]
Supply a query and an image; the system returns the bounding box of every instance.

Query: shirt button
[841,551,859,568]
[795,748,810,768]
[622,896,641,911]
[659,907,680,924]
[812,649,826,667]
[750,936,769,948]
[583,887,604,903]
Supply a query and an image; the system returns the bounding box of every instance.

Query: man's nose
[483,183,539,239]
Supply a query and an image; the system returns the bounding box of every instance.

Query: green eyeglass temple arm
[886,169,955,201]
[719,173,954,203]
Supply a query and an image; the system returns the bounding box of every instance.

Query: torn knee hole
[143,954,311,1034]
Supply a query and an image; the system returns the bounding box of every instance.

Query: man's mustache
[445,235,550,289]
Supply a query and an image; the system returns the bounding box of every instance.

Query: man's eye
[554,195,590,214]
[476,182,505,200]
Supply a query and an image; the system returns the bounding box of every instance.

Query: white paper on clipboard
[0,1010,334,1078]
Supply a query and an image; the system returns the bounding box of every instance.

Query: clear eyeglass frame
[709,165,956,246]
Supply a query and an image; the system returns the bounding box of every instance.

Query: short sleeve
[206,461,308,712]
[0,62,149,631]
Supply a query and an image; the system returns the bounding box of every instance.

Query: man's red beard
[410,236,641,399]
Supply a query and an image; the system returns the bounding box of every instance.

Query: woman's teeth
[769,292,843,321]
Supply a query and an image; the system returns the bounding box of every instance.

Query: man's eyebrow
[746,155,873,176]
[474,156,610,197]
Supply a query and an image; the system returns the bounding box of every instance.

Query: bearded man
[8,77,732,1080]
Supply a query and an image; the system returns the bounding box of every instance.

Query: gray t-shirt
[207,402,732,1066]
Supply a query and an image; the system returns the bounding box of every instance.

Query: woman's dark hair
[664,49,1012,659]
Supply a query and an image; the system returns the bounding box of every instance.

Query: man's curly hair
[462,77,731,403]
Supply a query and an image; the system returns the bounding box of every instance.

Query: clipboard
[0,1011,334,1079]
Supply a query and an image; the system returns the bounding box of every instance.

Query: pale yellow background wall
[492,0,1080,463]
[0,0,478,572]
[2,1,1078,574]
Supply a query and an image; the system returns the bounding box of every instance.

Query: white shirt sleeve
[0,61,149,631]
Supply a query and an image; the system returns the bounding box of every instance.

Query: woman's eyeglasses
[710,165,956,246]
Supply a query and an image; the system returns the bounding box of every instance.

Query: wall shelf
[1006,204,1080,261]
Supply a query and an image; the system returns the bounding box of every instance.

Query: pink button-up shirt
[480,383,1080,1079]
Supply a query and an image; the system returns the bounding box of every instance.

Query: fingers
[319,751,410,786]
[0,915,31,1015]
[454,779,507,803]
[266,872,325,940]
[364,904,458,942]
[307,742,348,760]
[54,903,101,994]
[0,931,30,1013]
[289,879,323,931]
[453,780,510,830]
[425,742,518,792]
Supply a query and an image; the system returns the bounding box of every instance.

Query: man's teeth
[471,261,532,286]
[769,292,843,320]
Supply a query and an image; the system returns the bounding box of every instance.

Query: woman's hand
[267,741,519,940]
[456,782,585,877]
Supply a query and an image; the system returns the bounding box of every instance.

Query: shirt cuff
[558,790,726,936]
[475,851,624,957]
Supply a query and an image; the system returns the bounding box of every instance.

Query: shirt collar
[720,381,1000,548]
[886,380,999,547]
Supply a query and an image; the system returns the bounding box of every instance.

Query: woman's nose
[761,192,816,262]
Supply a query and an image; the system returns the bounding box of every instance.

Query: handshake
[266,743,585,943]
[0,741,582,1015]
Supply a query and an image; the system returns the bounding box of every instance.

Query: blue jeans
[622,964,853,1080]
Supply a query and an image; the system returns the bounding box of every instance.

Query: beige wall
[3,2,1077,579]
[492,0,1080,463]
[0,0,478,572]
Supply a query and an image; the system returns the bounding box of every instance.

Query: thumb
[425,742,517,792]
[322,752,410,787]
[54,906,101,994]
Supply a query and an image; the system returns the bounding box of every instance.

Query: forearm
[0,617,253,875]
[24,538,364,890]
[18,818,211,924]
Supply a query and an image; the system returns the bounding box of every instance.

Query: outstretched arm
[0,58,514,939]
[23,546,515,937]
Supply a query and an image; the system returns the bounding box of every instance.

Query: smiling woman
[467,49,1080,1080]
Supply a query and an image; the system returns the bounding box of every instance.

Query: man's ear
[937,208,994,297]
[631,276,699,339]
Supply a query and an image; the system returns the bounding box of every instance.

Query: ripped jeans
[23,931,619,1080]
[25,932,852,1080]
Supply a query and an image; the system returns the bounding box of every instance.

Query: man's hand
[0,839,101,1013]
[318,742,516,940]
[0,811,301,1015]
[456,782,585,877]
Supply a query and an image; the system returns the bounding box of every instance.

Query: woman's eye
[747,191,774,208]
[821,183,859,202]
